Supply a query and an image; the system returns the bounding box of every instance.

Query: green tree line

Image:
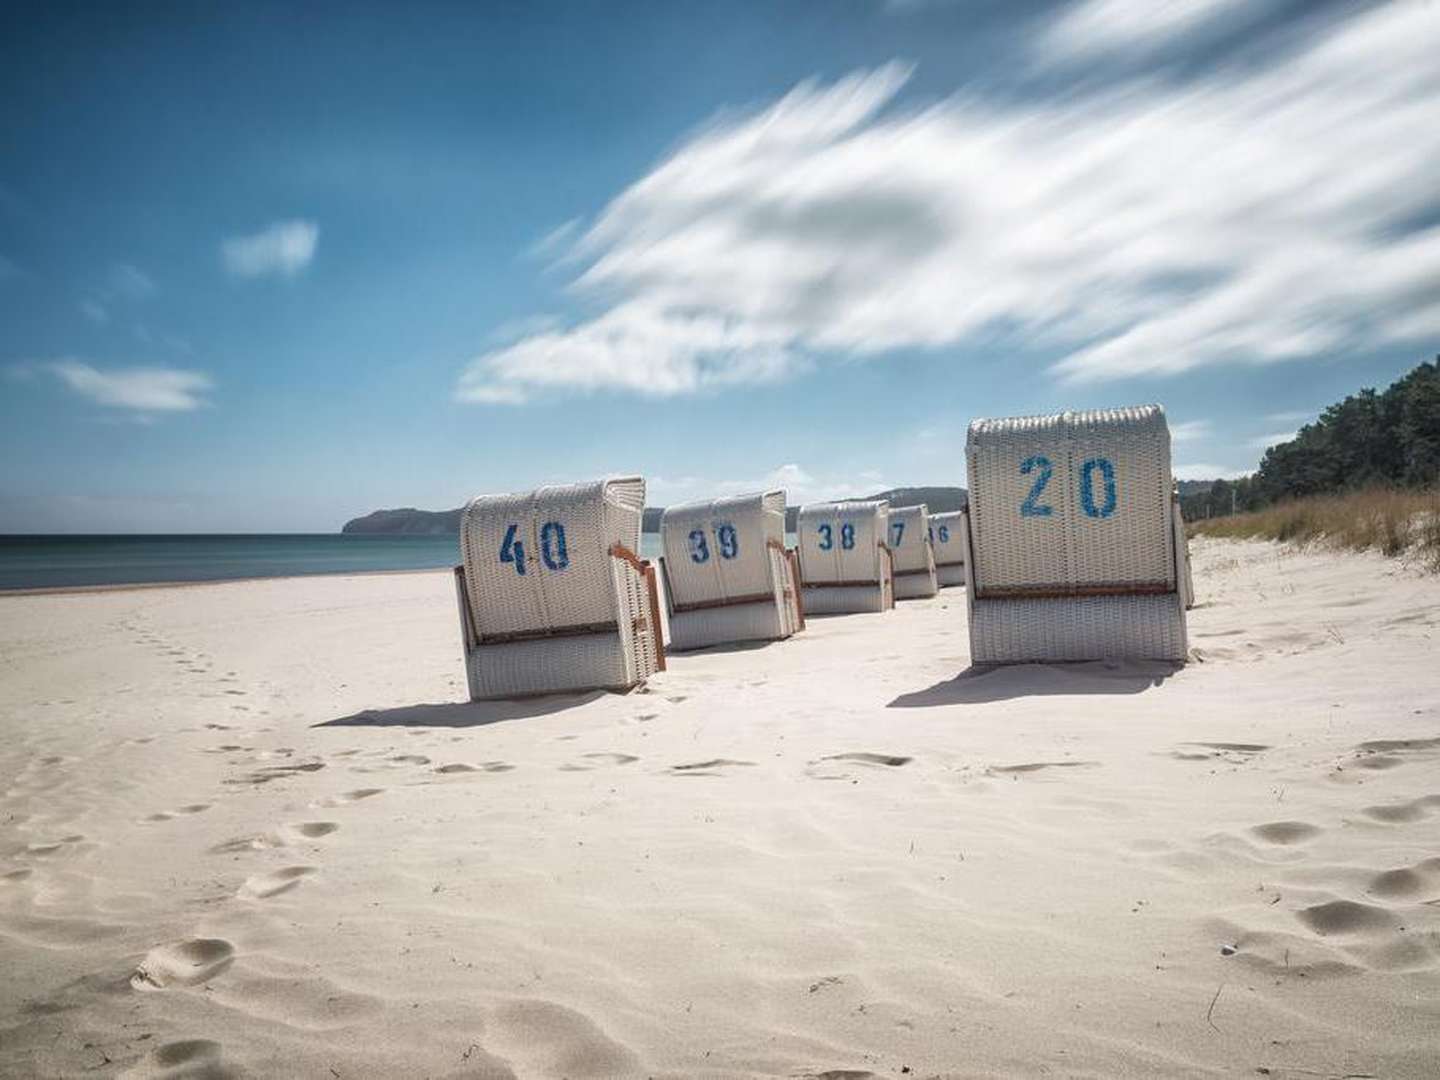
[1181,357,1440,520]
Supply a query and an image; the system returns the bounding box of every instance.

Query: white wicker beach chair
[454,477,665,700]
[889,504,939,600]
[659,491,804,651]
[930,510,967,588]
[795,500,895,614]
[960,406,1189,663]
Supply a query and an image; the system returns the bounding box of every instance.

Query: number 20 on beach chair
[960,406,1191,663]
[454,477,665,700]
[659,491,804,651]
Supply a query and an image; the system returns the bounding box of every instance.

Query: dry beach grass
[1,537,1438,1077]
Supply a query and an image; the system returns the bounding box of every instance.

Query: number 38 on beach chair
[659,491,804,651]
[929,510,967,588]
[959,406,1192,663]
[889,504,940,600]
[453,477,665,700]
[795,500,895,614]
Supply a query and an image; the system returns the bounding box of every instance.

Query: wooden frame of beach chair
[961,406,1189,663]
[929,509,967,588]
[889,504,939,600]
[659,491,803,651]
[794,500,896,614]
[453,476,664,700]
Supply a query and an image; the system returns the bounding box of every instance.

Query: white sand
[1,538,1438,1078]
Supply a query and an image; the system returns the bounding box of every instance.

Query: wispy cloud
[1264,410,1312,424]
[654,463,892,508]
[222,220,319,278]
[460,4,1439,403]
[1038,0,1247,59]
[1174,462,1249,481]
[80,261,156,322]
[80,299,108,324]
[1170,419,1211,443]
[43,360,212,413]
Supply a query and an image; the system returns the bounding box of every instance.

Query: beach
[2,537,1438,1078]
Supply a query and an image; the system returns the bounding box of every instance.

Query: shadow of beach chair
[659,491,803,651]
[453,476,665,700]
[889,504,939,600]
[794,499,895,615]
[930,509,967,588]
[960,405,1190,663]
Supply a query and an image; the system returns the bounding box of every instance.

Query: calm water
[0,533,668,591]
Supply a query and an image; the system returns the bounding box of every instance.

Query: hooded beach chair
[959,405,1190,663]
[659,491,803,651]
[454,477,665,699]
[795,500,895,614]
[930,510,967,588]
[889,504,939,600]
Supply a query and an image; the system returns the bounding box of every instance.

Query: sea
[0,533,669,592]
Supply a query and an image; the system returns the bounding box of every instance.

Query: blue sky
[1,0,1436,532]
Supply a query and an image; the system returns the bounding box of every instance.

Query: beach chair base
[894,569,939,600]
[801,583,890,615]
[666,599,795,652]
[936,563,966,588]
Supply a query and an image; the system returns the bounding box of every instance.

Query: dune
[1,537,1438,1077]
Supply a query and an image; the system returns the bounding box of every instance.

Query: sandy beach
[1,537,1438,1078]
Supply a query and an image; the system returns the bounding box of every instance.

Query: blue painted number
[937,524,950,543]
[688,528,710,564]
[891,521,905,546]
[499,523,527,576]
[1020,455,1054,517]
[539,521,568,570]
[817,524,833,551]
[1080,458,1117,518]
[716,523,738,559]
[840,522,855,550]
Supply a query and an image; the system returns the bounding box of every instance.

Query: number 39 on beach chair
[929,510,966,588]
[960,406,1191,663]
[889,504,939,600]
[454,477,665,700]
[659,491,804,651]
[795,500,895,614]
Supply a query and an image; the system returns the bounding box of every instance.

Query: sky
[1,0,1437,532]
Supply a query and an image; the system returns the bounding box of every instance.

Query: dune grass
[1188,488,1440,571]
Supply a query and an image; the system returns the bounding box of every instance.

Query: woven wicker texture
[889,504,938,600]
[962,406,1188,662]
[794,500,895,614]
[929,510,966,588]
[455,477,661,699]
[661,491,801,650]
[967,406,1173,591]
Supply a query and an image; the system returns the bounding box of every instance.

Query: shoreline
[0,563,456,599]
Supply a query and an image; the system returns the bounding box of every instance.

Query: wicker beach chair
[959,405,1190,663]
[454,477,665,700]
[659,491,804,651]
[930,510,967,588]
[889,504,939,600]
[795,500,895,614]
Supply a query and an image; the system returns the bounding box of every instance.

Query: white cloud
[1169,419,1210,442]
[1039,0,1246,59]
[222,220,319,278]
[109,262,156,300]
[460,4,1440,403]
[80,300,108,324]
[45,360,212,413]
[1264,410,1312,424]
[1174,463,1250,481]
[1248,430,1298,449]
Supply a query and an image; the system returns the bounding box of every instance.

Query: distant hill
[343,486,967,536]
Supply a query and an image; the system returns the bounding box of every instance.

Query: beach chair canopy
[455,476,663,699]
[888,503,939,599]
[795,500,894,614]
[962,405,1189,662]
[660,490,802,649]
[930,509,967,587]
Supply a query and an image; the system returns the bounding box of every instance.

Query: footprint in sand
[990,760,1095,774]
[390,754,431,766]
[282,821,339,841]
[228,761,325,786]
[1296,899,1398,937]
[435,762,513,774]
[1361,795,1440,824]
[239,865,317,899]
[23,835,87,857]
[560,753,640,772]
[144,1039,239,1078]
[139,804,211,824]
[669,759,755,777]
[1366,857,1440,900]
[311,788,384,808]
[1250,820,1323,845]
[131,938,235,989]
[824,752,913,768]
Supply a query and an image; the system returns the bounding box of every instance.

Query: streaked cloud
[44,360,213,413]
[1174,463,1250,481]
[1038,0,1246,59]
[460,3,1439,403]
[108,262,156,300]
[654,463,892,508]
[222,220,319,278]
[1248,430,1298,449]
[1169,419,1210,443]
